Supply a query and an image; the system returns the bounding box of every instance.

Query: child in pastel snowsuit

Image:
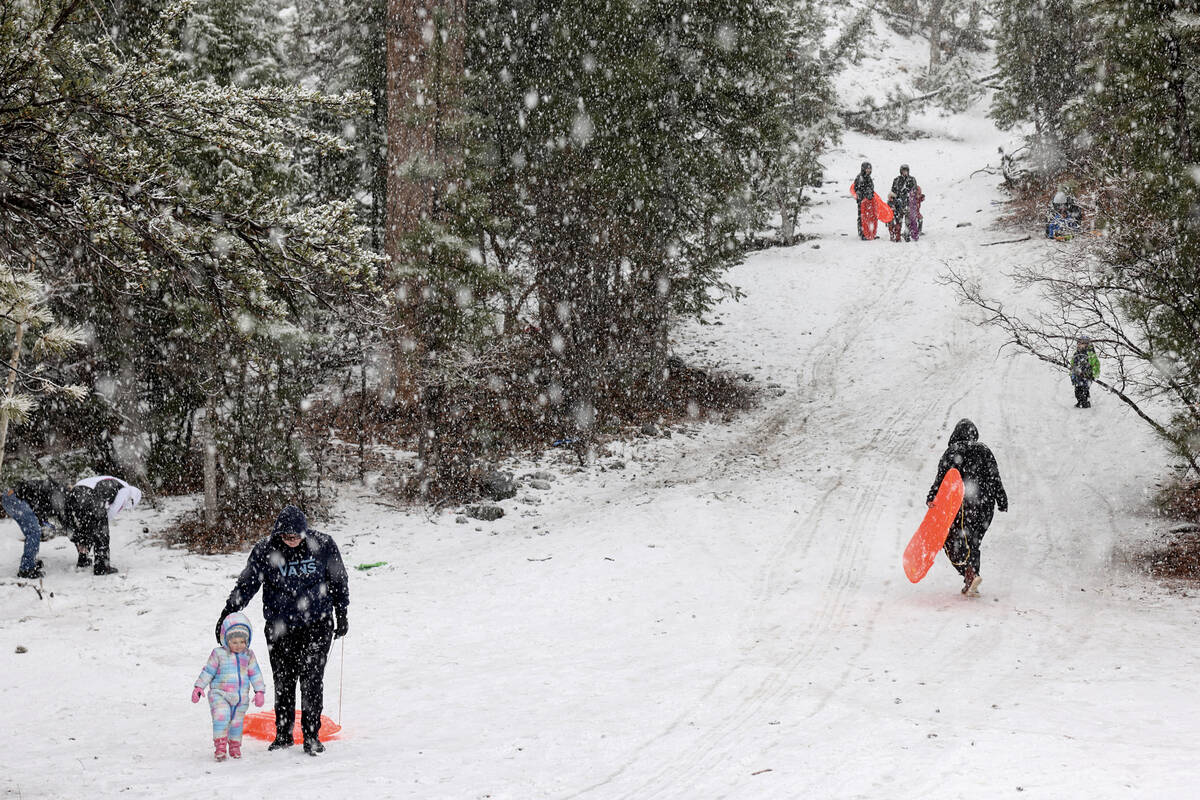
[193,611,266,761]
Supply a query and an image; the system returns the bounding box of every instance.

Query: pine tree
[1071,0,1200,471]
[756,0,839,245]
[0,261,87,478]
[991,0,1088,173]
[965,0,1200,474]
[462,0,804,452]
[0,0,381,510]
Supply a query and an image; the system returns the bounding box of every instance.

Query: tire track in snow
[568,257,986,799]
[563,262,917,800]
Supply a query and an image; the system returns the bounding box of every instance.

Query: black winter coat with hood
[219,505,349,644]
[925,419,1008,534]
[853,171,874,202]
[890,174,917,208]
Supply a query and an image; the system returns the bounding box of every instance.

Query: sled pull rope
[338,638,344,726]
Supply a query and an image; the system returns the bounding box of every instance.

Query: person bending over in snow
[60,482,120,575]
[852,162,877,240]
[193,611,266,761]
[3,478,66,579]
[1070,336,1100,408]
[216,505,349,755]
[925,419,1008,596]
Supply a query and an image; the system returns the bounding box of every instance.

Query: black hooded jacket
[220,505,349,643]
[926,419,1008,531]
[853,171,874,202]
[890,174,917,207]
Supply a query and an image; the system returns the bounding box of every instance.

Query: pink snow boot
[228,739,242,759]
[214,737,228,761]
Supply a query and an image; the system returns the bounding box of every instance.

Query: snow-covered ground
[4,31,1199,800]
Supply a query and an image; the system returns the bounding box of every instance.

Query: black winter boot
[93,559,118,575]
[303,738,324,756]
[76,552,92,568]
[268,735,293,751]
[17,560,44,579]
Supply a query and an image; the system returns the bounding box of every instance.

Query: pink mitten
[191,686,204,703]
[253,691,265,708]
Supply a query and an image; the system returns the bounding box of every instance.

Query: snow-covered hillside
[4,21,1198,800]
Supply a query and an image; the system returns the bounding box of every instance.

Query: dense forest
[1,0,1197,537]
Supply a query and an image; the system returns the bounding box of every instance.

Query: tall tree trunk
[201,396,218,528]
[382,0,465,405]
[1165,32,1193,163]
[927,0,946,68]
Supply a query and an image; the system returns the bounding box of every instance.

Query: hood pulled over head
[948,418,979,446]
[271,505,308,539]
[220,611,254,648]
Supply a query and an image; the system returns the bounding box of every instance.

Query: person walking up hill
[925,419,1008,596]
[852,162,877,240]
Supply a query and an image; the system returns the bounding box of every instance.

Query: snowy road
[4,102,1199,800]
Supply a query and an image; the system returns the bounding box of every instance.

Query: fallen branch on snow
[980,236,1032,246]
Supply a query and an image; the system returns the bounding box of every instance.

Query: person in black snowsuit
[216,505,349,755]
[852,162,875,239]
[888,164,918,241]
[925,419,1008,595]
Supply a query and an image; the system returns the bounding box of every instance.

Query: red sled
[903,468,964,583]
[848,184,894,225]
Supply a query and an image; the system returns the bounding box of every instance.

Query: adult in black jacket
[887,165,916,238]
[889,166,917,211]
[925,419,1008,595]
[852,162,874,239]
[216,505,349,755]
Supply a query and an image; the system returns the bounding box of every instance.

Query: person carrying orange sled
[925,419,1008,596]
[852,162,877,240]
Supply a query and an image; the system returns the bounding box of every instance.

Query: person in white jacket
[74,475,142,518]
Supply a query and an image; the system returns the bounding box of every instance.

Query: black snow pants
[267,620,334,742]
[943,504,994,576]
[1073,379,1091,407]
[64,486,110,561]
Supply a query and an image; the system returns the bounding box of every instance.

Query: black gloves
[334,611,349,639]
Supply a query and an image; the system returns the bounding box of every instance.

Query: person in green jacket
[1070,336,1100,408]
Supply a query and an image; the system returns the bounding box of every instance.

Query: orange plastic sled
[903,468,964,583]
[848,184,895,224]
[242,710,342,743]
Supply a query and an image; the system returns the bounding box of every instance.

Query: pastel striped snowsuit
[195,612,266,741]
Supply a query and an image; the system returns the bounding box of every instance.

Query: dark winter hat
[861,161,871,171]
[272,504,308,538]
[948,418,979,446]
[900,164,910,171]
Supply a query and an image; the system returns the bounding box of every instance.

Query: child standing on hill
[193,611,266,761]
[1070,336,1100,408]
